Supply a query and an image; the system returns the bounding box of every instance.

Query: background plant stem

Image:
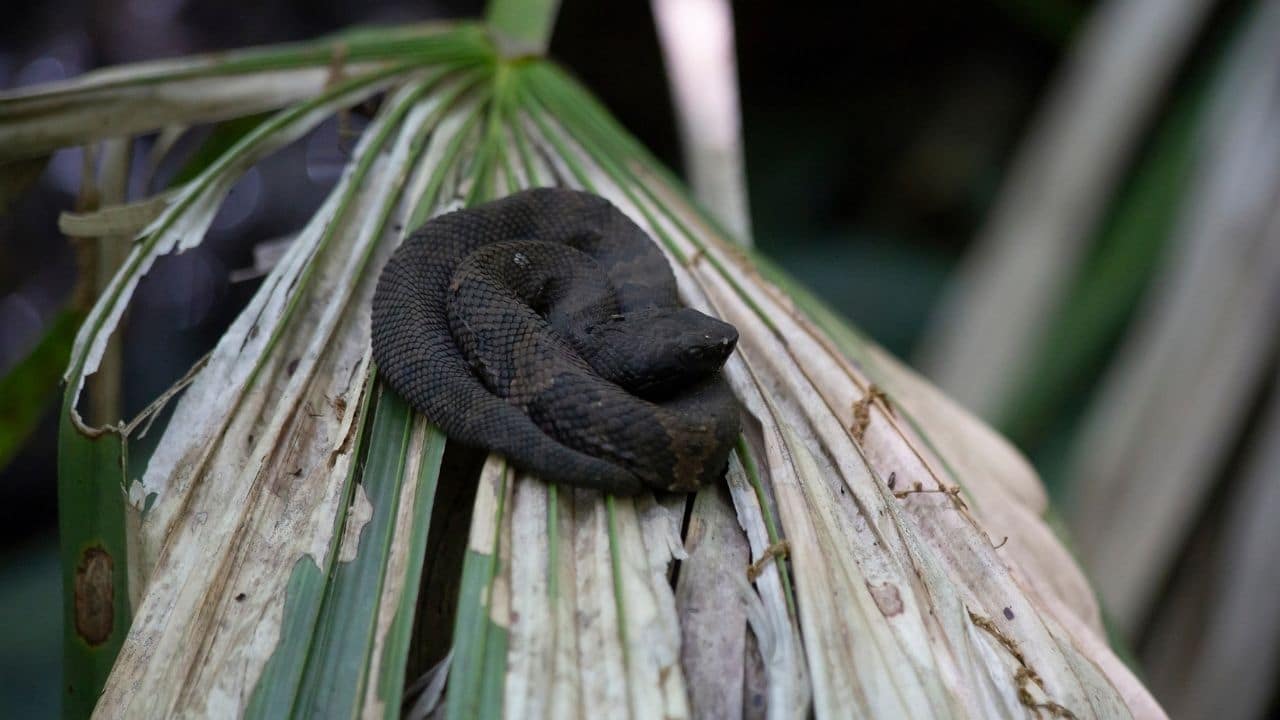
[485,0,560,58]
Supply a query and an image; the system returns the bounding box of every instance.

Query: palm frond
[0,19,1165,720]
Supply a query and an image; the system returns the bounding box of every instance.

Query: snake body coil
[370,188,740,494]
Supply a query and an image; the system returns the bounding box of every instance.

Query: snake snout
[685,322,738,363]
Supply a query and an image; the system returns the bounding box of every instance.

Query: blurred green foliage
[0,309,81,473]
[0,535,62,717]
[995,0,1251,494]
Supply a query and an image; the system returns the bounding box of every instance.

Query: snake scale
[370,188,741,494]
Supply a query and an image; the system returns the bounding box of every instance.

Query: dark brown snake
[370,188,740,494]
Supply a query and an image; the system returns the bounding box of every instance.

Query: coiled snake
[370,188,740,494]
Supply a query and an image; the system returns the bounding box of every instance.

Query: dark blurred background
[0,0,1187,715]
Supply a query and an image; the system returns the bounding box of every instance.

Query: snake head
[670,308,739,372]
[582,307,738,397]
